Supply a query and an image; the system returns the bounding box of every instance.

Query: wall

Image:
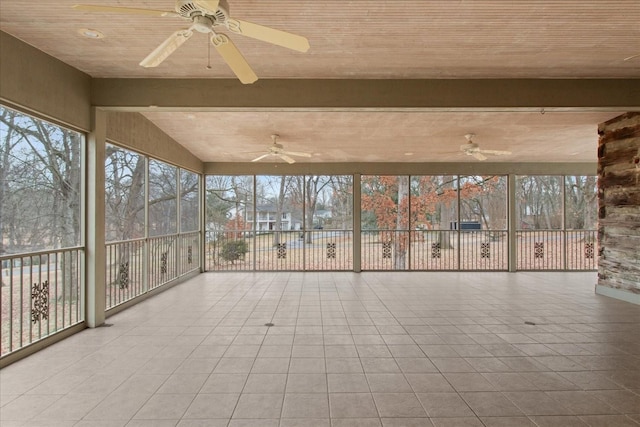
[107,112,203,173]
[596,112,640,304]
[0,32,91,130]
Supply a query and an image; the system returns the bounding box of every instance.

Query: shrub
[219,240,249,263]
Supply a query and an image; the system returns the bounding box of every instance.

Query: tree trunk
[273,176,286,246]
[394,176,409,269]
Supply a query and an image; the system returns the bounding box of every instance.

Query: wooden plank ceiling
[1,1,638,163]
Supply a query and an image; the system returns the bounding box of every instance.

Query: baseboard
[595,284,640,305]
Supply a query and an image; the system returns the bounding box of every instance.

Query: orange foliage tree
[361,175,495,268]
[224,214,250,239]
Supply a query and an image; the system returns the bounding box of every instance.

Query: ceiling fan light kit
[73,0,310,84]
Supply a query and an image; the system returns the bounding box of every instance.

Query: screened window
[180,169,199,232]
[148,159,177,237]
[105,144,145,242]
[0,105,83,253]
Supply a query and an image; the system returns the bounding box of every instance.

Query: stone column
[596,112,640,304]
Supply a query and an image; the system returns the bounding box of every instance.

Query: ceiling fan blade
[251,153,271,162]
[479,149,512,156]
[473,152,488,161]
[72,4,178,17]
[193,0,220,13]
[228,19,310,52]
[282,150,312,157]
[278,154,296,164]
[211,33,258,84]
[140,30,193,68]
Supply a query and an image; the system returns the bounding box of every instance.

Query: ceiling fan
[461,133,512,161]
[72,0,310,84]
[251,134,312,164]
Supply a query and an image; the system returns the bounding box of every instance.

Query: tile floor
[1,271,640,427]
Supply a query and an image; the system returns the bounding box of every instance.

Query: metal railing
[361,231,411,270]
[516,230,597,271]
[106,232,201,310]
[460,230,508,270]
[204,228,596,272]
[105,238,145,308]
[1,247,84,358]
[566,230,597,270]
[409,230,458,271]
[205,229,353,271]
[362,230,508,271]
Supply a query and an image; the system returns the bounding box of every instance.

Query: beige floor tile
[372,393,426,418]
[133,393,194,419]
[545,391,619,415]
[156,374,207,394]
[332,418,382,427]
[329,393,378,418]
[228,419,279,427]
[5,271,639,427]
[33,393,104,421]
[282,393,330,418]
[360,358,401,374]
[460,391,524,417]
[503,391,572,415]
[289,358,326,373]
[326,358,363,373]
[416,392,474,418]
[366,373,412,393]
[85,392,151,420]
[529,415,590,426]
[250,357,291,374]
[286,373,328,393]
[232,393,284,418]
[328,373,370,393]
[243,373,287,393]
[443,373,496,392]
[200,373,248,393]
[381,418,434,426]
[182,393,239,419]
[430,417,484,427]
[279,418,330,427]
[479,416,537,426]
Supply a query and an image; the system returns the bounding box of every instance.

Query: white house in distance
[244,204,300,232]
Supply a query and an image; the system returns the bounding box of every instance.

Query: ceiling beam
[203,162,597,176]
[92,78,640,111]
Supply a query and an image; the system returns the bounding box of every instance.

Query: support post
[508,174,517,272]
[353,173,362,272]
[86,108,106,327]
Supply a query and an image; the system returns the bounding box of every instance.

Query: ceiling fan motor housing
[176,0,229,24]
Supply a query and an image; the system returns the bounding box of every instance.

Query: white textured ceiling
[1,0,637,163]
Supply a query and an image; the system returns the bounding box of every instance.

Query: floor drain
[99,323,114,327]
[524,321,536,325]
[264,323,275,327]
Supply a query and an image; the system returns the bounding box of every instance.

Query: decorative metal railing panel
[1,247,84,358]
[303,230,353,271]
[459,231,508,270]
[148,235,178,290]
[516,230,565,270]
[409,230,459,270]
[178,232,200,275]
[206,231,254,271]
[105,238,145,309]
[106,233,201,310]
[565,230,598,271]
[205,230,353,271]
[363,230,507,271]
[361,231,410,270]
[204,229,596,272]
